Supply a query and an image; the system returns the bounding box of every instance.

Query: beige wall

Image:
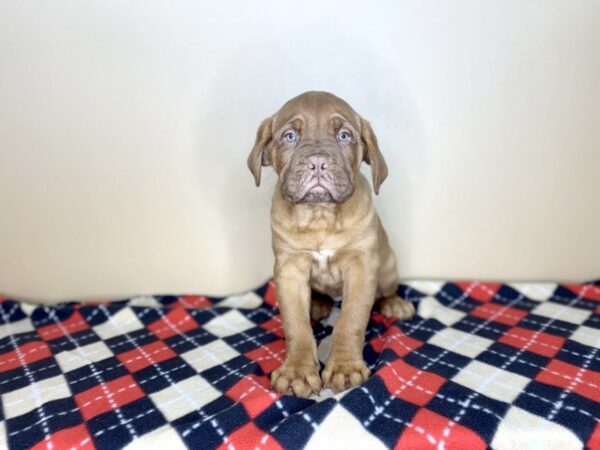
[1,1,599,302]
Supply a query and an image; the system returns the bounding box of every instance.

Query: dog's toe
[271,362,321,398]
[375,295,415,320]
[322,357,370,393]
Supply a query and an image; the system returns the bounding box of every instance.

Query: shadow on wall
[191,31,427,285]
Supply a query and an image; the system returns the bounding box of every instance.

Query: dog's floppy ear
[360,117,388,194]
[247,117,273,187]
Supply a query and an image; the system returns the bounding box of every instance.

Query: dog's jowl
[248,91,415,397]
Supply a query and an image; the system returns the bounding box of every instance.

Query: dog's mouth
[301,183,335,203]
[281,167,354,205]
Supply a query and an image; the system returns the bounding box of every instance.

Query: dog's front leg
[270,254,321,397]
[322,256,376,392]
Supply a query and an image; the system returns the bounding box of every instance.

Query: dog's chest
[309,249,343,295]
[309,249,334,270]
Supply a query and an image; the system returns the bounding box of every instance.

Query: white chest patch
[309,249,335,271]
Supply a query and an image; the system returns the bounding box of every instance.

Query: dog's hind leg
[374,247,415,320]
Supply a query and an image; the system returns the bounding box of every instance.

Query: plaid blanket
[1,280,599,450]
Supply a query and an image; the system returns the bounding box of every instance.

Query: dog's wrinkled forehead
[272,91,361,133]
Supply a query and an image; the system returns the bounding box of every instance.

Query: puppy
[247,91,415,397]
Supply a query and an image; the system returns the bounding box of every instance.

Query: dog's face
[248,91,388,203]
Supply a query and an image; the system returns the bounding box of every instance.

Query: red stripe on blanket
[396,408,487,450]
[37,311,90,340]
[499,327,566,358]
[31,424,95,450]
[0,341,52,372]
[217,423,283,450]
[470,303,527,326]
[148,308,200,339]
[378,359,446,407]
[117,340,177,372]
[564,284,600,302]
[536,360,600,402]
[75,375,145,420]
[456,282,501,302]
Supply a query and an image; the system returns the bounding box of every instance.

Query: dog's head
[247,91,388,204]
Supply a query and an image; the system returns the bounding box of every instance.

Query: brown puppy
[248,91,415,397]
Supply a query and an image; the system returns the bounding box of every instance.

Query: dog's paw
[321,357,370,392]
[375,295,415,320]
[271,361,321,398]
[310,296,333,321]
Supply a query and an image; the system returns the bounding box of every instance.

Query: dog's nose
[307,155,328,176]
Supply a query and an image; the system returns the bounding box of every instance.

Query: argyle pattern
[1,280,599,449]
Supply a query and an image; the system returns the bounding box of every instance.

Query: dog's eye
[337,130,352,143]
[283,131,298,143]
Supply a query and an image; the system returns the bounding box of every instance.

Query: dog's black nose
[307,155,328,176]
